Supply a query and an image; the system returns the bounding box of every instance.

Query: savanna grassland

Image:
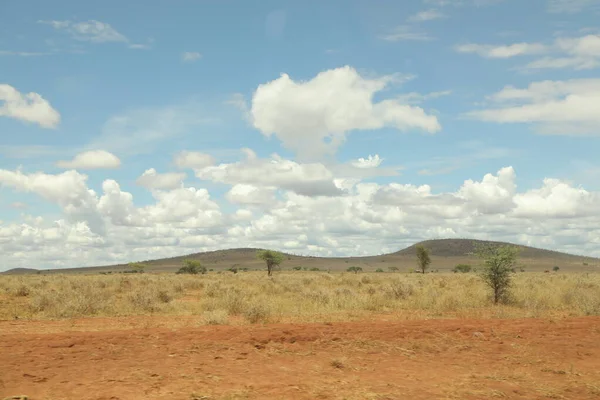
[2,268,600,399]
[1,271,600,323]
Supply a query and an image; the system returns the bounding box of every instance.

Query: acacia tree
[415,245,431,274]
[257,250,285,276]
[346,266,363,274]
[474,244,520,304]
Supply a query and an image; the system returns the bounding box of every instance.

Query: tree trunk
[267,262,273,276]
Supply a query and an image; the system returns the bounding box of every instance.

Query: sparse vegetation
[388,266,399,272]
[2,271,599,322]
[257,250,285,276]
[415,245,431,274]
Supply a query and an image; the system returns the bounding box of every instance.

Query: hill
[395,239,591,259]
[1,268,40,275]
[3,239,598,275]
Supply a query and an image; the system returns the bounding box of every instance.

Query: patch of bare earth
[1,317,599,399]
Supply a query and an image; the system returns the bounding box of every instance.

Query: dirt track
[1,316,599,399]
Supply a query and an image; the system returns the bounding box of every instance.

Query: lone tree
[473,244,520,304]
[415,245,431,274]
[346,266,363,274]
[257,250,285,276]
[553,266,560,272]
[177,259,206,275]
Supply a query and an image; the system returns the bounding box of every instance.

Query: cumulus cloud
[136,168,186,190]
[194,149,343,196]
[0,84,60,128]
[250,66,440,159]
[56,150,121,170]
[2,161,600,270]
[465,79,600,135]
[174,151,215,169]
[225,184,279,207]
[351,155,384,169]
[0,169,105,234]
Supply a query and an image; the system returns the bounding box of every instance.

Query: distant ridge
[2,239,597,274]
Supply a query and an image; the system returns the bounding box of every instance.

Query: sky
[1,0,600,270]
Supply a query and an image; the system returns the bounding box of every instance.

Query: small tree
[347,266,363,274]
[452,264,472,273]
[375,268,384,273]
[257,250,285,276]
[415,245,431,274]
[388,266,399,272]
[177,259,206,275]
[474,244,520,304]
[553,266,560,272]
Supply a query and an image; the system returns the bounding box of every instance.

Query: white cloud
[136,168,186,190]
[0,169,104,234]
[466,79,600,135]
[182,51,202,62]
[0,84,60,128]
[2,161,600,270]
[409,9,446,22]
[352,155,384,169]
[457,34,600,70]
[380,25,434,41]
[39,20,128,43]
[226,184,279,207]
[174,151,215,169]
[250,66,440,159]
[194,149,343,196]
[455,42,548,58]
[56,150,121,170]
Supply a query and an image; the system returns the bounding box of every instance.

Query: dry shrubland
[1,271,599,324]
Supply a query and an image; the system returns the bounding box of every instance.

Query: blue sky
[1,0,600,270]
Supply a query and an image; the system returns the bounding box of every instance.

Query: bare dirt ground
[1,316,599,400]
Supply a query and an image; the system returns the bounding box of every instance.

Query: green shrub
[177,260,206,275]
[453,264,472,273]
[347,266,363,274]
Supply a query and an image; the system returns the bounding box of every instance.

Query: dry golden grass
[1,271,599,323]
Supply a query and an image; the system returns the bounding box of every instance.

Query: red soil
[1,316,599,399]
